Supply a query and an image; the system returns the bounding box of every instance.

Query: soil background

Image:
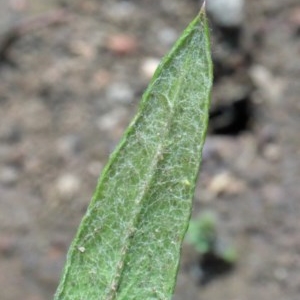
[0,0,300,299]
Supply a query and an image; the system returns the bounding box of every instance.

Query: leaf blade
[54,7,212,300]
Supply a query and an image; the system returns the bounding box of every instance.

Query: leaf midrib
[104,32,193,300]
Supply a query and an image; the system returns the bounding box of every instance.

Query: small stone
[104,2,136,22]
[140,58,160,79]
[157,27,178,46]
[97,109,127,131]
[106,83,134,104]
[206,0,245,27]
[249,65,286,102]
[106,34,138,55]
[0,166,19,186]
[207,171,246,196]
[56,174,81,200]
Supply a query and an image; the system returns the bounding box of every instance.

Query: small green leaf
[186,211,217,254]
[54,6,212,300]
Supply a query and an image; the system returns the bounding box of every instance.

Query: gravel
[206,0,245,27]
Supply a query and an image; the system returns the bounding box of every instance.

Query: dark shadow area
[198,252,235,286]
[209,96,253,135]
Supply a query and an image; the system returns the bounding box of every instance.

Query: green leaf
[186,211,217,254]
[54,6,212,300]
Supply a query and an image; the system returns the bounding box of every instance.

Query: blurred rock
[96,109,127,131]
[55,174,81,200]
[106,34,138,55]
[207,171,246,196]
[106,82,134,104]
[206,0,244,27]
[249,65,286,102]
[157,27,178,46]
[140,57,160,79]
[104,2,137,22]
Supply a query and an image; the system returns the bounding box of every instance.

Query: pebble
[55,174,81,200]
[106,34,138,55]
[106,82,134,104]
[206,0,245,27]
[97,109,127,131]
[96,109,129,140]
[104,2,136,22]
[249,65,285,102]
[207,171,246,196]
[140,58,160,79]
[157,27,178,46]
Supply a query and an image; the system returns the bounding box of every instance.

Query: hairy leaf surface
[54,6,212,300]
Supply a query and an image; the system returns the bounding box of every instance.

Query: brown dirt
[0,0,300,299]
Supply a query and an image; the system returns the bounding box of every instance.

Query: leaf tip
[200,0,206,13]
[200,1,207,15]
